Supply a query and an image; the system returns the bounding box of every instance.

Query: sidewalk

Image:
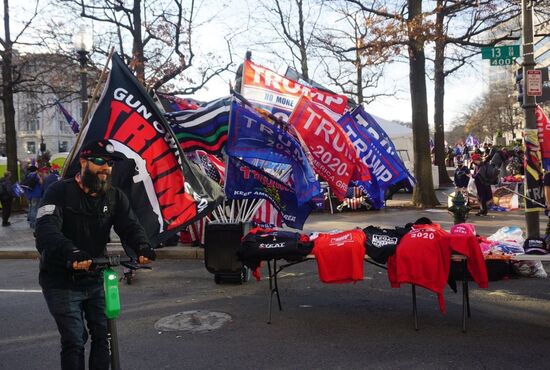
[2,186,527,260]
[0,212,204,260]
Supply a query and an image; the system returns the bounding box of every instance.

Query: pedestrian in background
[43,163,60,194]
[22,165,43,229]
[462,145,471,168]
[35,140,156,370]
[454,159,470,190]
[0,171,14,226]
[472,153,493,216]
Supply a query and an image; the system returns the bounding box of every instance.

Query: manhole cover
[155,310,232,333]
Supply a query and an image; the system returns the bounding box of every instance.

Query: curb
[0,246,205,260]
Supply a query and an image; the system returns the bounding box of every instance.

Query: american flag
[194,150,225,185]
[253,201,283,228]
[188,218,206,245]
[157,93,204,112]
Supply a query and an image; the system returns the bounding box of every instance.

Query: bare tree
[254,0,326,80]
[430,0,521,185]
[1,0,43,180]
[58,0,233,94]
[315,1,401,104]
[460,79,521,141]
[345,0,439,207]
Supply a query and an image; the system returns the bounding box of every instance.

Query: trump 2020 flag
[351,106,415,190]
[338,113,409,206]
[64,53,224,246]
[289,96,370,201]
[225,156,315,229]
[226,100,320,205]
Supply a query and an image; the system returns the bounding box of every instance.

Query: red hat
[51,163,60,170]
[471,153,481,161]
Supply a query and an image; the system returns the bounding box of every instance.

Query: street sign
[482,45,520,66]
[490,58,514,66]
[527,69,542,96]
[481,45,520,59]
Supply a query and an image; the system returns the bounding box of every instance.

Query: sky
[4,0,487,130]
[184,0,487,129]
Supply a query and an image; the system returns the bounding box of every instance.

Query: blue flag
[351,106,415,189]
[465,134,479,147]
[225,156,315,229]
[338,113,410,209]
[226,101,320,204]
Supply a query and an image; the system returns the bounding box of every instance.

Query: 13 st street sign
[481,45,520,66]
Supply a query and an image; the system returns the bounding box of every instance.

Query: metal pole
[77,50,88,122]
[107,319,121,370]
[521,0,540,238]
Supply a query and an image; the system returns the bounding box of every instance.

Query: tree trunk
[132,0,145,83]
[408,0,439,207]
[297,0,309,80]
[2,0,19,181]
[433,2,452,185]
[355,37,364,104]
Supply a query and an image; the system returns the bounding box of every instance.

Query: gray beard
[81,165,112,195]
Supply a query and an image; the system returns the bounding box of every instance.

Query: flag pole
[62,47,115,177]
[81,46,116,133]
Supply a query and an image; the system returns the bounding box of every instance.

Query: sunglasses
[86,157,115,166]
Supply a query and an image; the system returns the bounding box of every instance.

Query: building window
[26,117,39,132]
[27,142,36,154]
[58,141,68,152]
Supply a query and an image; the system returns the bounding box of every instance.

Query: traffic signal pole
[521,0,540,238]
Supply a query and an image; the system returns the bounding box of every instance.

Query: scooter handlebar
[92,255,132,268]
[92,255,152,270]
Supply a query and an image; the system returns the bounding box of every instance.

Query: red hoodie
[387,224,451,312]
[387,224,488,313]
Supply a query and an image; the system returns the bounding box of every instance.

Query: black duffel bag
[237,227,313,270]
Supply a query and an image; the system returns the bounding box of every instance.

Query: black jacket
[35,178,150,289]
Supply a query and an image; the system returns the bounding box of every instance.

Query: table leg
[412,285,418,331]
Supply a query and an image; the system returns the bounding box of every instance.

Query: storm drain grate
[154,310,232,333]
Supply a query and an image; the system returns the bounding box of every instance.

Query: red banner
[536,105,550,170]
[242,60,347,121]
[289,96,365,201]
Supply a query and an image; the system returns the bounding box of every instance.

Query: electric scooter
[92,255,151,370]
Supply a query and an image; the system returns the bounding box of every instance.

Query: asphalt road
[1,259,550,370]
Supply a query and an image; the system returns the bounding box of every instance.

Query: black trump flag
[64,53,224,246]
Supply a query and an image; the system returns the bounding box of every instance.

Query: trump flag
[63,53,224,246]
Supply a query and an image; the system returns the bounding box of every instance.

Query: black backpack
[483,164,500,185]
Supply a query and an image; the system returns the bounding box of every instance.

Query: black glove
[67,249,92,266]
[137,244,156,261]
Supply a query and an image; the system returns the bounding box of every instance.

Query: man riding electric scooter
[35,140,156,370]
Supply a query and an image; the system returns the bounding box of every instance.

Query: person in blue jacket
[22,165,43,228]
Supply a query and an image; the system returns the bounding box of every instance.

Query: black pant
[1,195,12,224]
[43,285,110,370]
